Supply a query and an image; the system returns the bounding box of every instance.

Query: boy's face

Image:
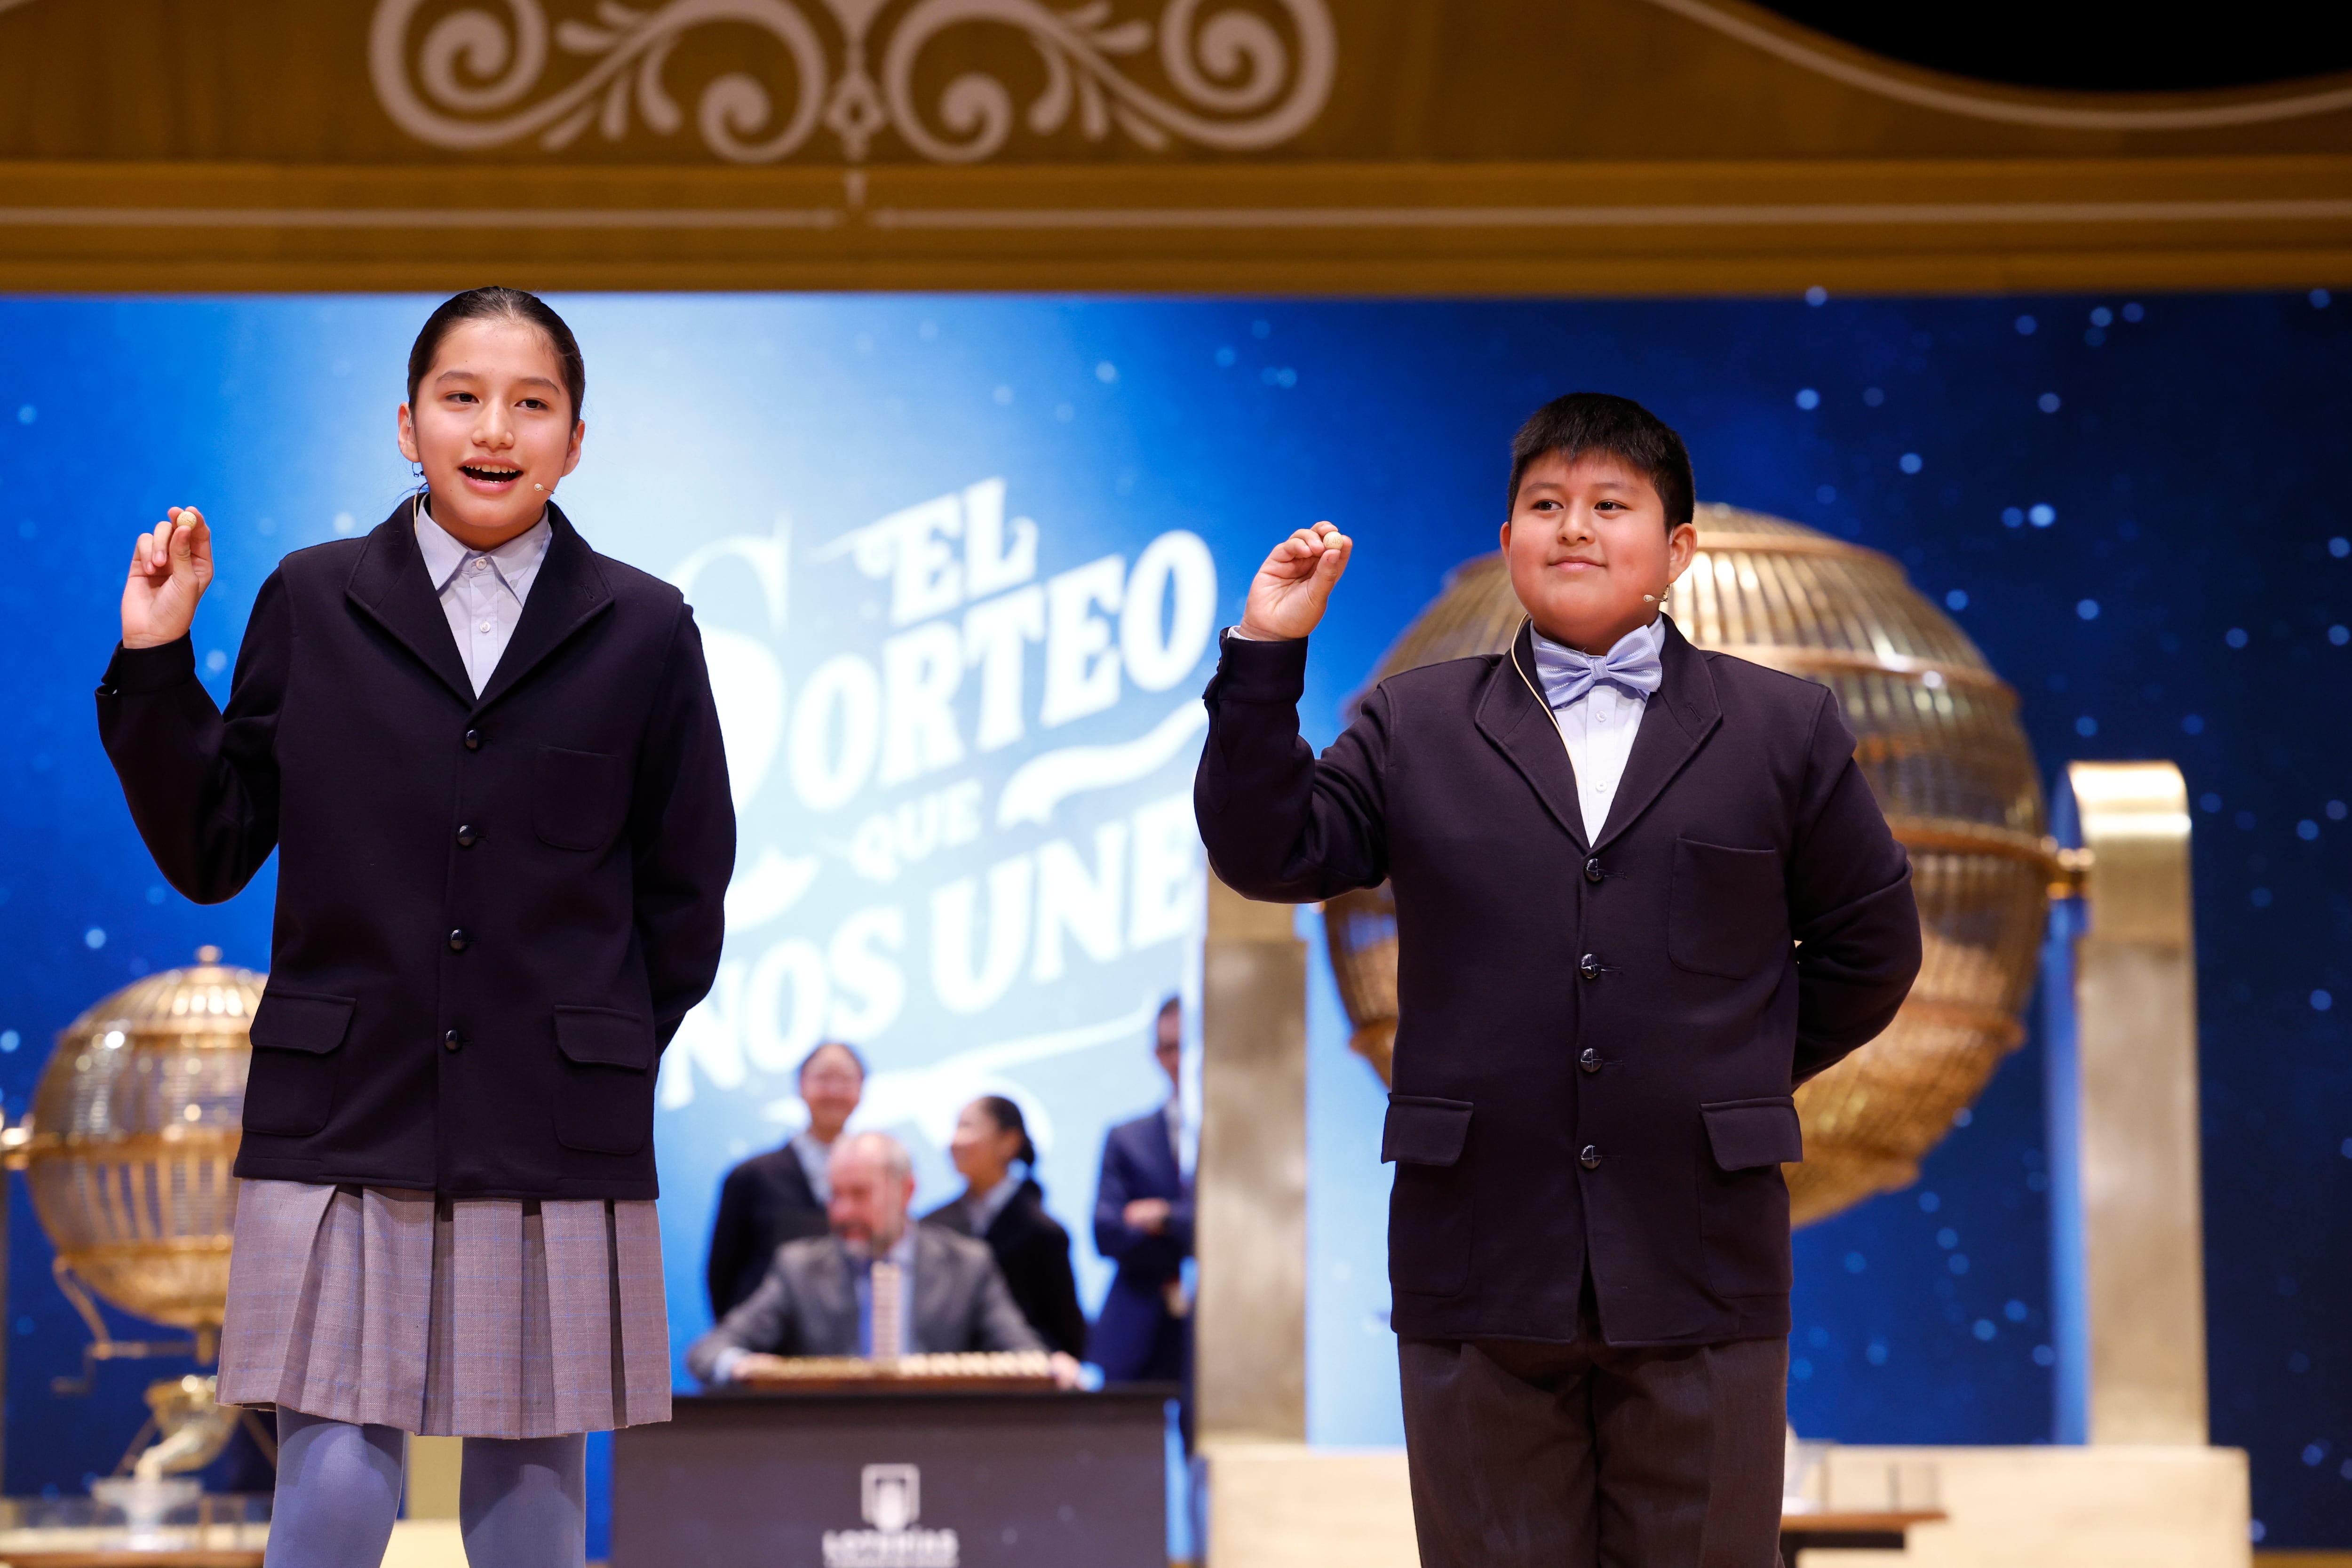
[1501,451,1698,654]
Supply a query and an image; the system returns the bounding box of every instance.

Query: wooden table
[1780,1509,1947,1558]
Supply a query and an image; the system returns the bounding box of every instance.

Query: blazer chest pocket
[1699,1097,1802,1299]
[533,745,627,852]
[1668,837,1788,979]
[552,1006,655,1156]
[1383,1096,1474,1299]
[243,990,354,1138]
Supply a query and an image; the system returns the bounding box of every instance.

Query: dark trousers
[1398,1295,1786,1568]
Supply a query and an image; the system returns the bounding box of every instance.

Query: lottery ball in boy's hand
[1239,519,1353,641]
[122,504,214,650]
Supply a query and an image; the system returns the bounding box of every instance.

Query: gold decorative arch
[0,0,2344,291]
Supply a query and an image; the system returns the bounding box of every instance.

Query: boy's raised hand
[1239,520,1352,641]
[121,506,215,650]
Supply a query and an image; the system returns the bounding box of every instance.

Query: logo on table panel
[823,1463,959,1568]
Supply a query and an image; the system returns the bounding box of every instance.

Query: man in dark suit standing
[1090,998,1192,1397]
[1194,394,1921,1567]
[704,1041,866,1318]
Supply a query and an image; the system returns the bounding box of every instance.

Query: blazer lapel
[1135,1114,1182,1200]
[1472,620,1590,852]
[471,503,614,714]
[911,1227,961,1355]
[805,1239,860,1357]
[342,500,473,706]
[1591,617,1722,853]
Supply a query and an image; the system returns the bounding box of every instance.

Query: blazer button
[1579,953,1601,981]
[1579,1047,1601,1074]
[1584,857,1603,884]
[1580,1144,1603,1170]
[448,929,469,952]
[463,728,482,751]
[445,1029,464,1052]
[456,824,479,847]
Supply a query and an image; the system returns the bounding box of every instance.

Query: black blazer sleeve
[95,574,292,905]
[1031,1232,1091,1360]
[1193,632,1390,903]
[968,1255,1049,1355]
[1091,1127,1189,1278]
[1091,1132,1152,1268]
[1786,685,1923,1084]
[628,605,736,1050]
[706,1162,759,1320]
[685,1259,798,1383]
[1000,1204,1090,1359]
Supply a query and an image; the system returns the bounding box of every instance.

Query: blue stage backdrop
[0,292,2344,1549]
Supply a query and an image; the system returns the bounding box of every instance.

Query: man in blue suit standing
[1091,996,1192,1423]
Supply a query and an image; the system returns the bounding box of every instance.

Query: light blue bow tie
[1530,619,1666,709]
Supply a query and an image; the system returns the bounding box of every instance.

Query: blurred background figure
[705,1041,867,1318]
[925,1095,1090,1358]
[688,1130,1080,1387]
[1092,997,1193,1414]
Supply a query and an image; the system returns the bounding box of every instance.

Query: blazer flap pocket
[554,1006,654,1070]
[249,990,355,1055]
[533,745,628,851]
[1669,837,1789,979]
[1382,1097,1473,1167]
[1702,1097,1804,1170]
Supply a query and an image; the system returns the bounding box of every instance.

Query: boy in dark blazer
[1194,394,1921,1567]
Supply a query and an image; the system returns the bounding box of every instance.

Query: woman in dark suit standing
[923,1097,1089,1359]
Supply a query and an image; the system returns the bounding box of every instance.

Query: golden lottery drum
[18,950,257,1329]
[1324,506,2050,1226]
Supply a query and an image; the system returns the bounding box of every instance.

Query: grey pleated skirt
[216,1179,671,1439]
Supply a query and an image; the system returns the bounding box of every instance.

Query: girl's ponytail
[977,1095,1037,1168]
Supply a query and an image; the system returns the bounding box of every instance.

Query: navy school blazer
[95,501,735,1201]
[1194,618,1920,1347]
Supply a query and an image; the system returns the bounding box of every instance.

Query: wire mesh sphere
[1322,506,2051,1226]
[19,949,256,1329]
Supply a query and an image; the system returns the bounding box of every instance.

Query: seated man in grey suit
[689,1130,1082,1388]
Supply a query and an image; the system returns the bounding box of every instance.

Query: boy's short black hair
[1506,393,1695,529]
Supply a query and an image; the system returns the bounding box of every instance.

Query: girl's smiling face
[397,317,584,548]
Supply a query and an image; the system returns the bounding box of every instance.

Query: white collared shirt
[412,500,554,696]
[790,1130,835,1205]
[965,1169,1027,1237]
[1529,626,1653,842]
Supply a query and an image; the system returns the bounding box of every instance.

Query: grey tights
[267,1409,587,1568]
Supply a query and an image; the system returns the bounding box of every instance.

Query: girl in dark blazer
[922,1096,1089,1359]
[98,289,734,1568]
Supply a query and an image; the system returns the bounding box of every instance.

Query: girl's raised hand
[121,506,216,650]
[1239,520,1352,642]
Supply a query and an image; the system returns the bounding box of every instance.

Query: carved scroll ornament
[368,0,1337,164]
